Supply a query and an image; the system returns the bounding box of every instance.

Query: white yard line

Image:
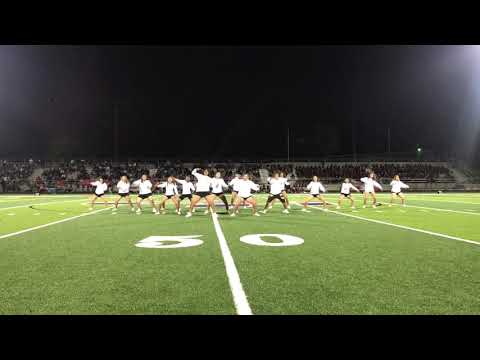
[0,198,85,212]
[389,203,480,216]
[210,213,253,315]
[0,207,111,240]
[293,202,480,247]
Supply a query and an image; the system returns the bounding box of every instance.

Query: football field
[1,192,480,314]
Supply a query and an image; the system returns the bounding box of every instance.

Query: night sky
[1,45,479,162]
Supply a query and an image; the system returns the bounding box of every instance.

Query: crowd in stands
[0,160,36,192]
[0,159,456,193]
[295,163,453,181]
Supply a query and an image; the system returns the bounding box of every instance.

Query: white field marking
[0,207,110,240]
[390,203,480,216]
[400,199,480,205]
[60,213,66,215]
[293,202,480,247]
[0,198,85,212]
[210,213,252,315]
[33,213,40,216]
[7,213,15,216]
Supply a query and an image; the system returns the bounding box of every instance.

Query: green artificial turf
[0,193,479,314]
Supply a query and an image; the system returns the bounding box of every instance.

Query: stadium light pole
[287,127,290,162]
[113,102,119,163]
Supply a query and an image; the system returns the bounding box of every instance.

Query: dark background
[1,45,479,163]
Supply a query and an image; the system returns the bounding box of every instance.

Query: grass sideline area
[0,192,479,314]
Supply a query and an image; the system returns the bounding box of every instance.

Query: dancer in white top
[185,168,215,218]
[261,172,289,214]
[279,172,291,209]
[269,171,291,209]
[360,172,383,208]
[132,174,159,215]
[174,176,196,211]
[336,178,360,209]
[209,172,230,213]
[228,174,241,206]
[156,176,180,214]
[389,175,409,207]
[301,176,327,212]
[230,174,260,217]
[89,177,109,210]
[113,175,134,212]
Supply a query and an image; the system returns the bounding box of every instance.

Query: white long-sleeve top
[192,169,212,192]
[91,181,108,195]
[116,180,130,194]
[211,178,228,194]
[360,177,383,193]
[237,180,260,198]
[390,180,409,193]
[157,182,178,196]
[132,179,153,195]
[279,177,290,190]
[307,181,326,195]
[228,177,241,192]
[267,177,284,195]
[176,179,196,195]
[340,182,359,194]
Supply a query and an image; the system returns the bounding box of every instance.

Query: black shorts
[195,191,211,198]
[212,192,224,197]
[269,193,283,201]
[119,192,130,197]
[311,194,320,198]
[95,193,104,197]
[180,194,192,200]
[341,193,351,197]
[392,192,402,196]
[165,194,177,199]
[242,196,252,201]
[138,193,152,199]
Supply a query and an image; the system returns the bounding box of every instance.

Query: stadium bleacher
[0,158,471,194]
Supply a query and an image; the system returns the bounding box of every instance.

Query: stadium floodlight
[417,147,422,153]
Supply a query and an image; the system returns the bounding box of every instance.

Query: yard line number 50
[135,234,304,249]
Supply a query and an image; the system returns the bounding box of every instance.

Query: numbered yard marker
[240,234,304,247]
[135,235,204,249]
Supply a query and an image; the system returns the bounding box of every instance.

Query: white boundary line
[210,213,253,315]
[388,203,480,216]
[0,198,85,212]
[0,207,111,240]
[293,202,480,247]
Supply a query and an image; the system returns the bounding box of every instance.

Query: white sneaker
[372,205,377,208]
[131,207,135,212]
[287,205,291,209]
[254,213,260,216]
[185,212,192,218]
[177,210,181,215]
[362,205,366,209]
[336,206,340,209]
[192,208,196,213]
[301,208,310,213]
[268,205,273,209]
[204,210,209,215]
[154,211,160,215]
[282,209,289,214]
[261,210,267,214]
[230,212,236,217]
